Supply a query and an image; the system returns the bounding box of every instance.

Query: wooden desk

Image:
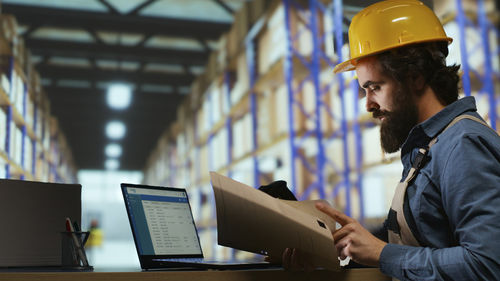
[0,268,389,281]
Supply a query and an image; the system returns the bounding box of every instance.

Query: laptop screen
[122,184,203,257]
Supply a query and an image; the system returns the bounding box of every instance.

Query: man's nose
[365,93,379,112]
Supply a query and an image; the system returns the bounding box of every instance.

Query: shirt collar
[401,96,478,153]
[419,96,477,138]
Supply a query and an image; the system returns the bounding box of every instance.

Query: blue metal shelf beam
[309,0,327,199]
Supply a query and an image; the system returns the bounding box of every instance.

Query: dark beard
[374,88,419,153]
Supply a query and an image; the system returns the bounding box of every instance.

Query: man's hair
[377,42,461,106]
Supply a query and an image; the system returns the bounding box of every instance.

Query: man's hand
[281,248,315,271]
[315,202,387,267]
[265,248,315,271]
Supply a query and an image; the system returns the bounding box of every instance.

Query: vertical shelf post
[32,97,38,177]
[245,35,260,188]
[310,0,326,199]
[5,106,12,178]
[224,71,233,179]
[5,56,15,179]
[456,0,472,96]
[478,0,497,130]
[283,0,299,194]
[333,0,352,216]
[20,82,28,180]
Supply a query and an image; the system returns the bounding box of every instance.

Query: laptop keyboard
[159,258,205,263]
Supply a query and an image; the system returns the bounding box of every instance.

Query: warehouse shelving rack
[456,0,499,130]
[281,0,364,217]
[0,22,77,183]
[2,45,33,180]
[143,0,370,221]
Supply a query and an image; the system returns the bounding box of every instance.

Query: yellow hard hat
[333,0,452,73]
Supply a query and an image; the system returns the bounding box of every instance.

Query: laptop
[121,183,275,270]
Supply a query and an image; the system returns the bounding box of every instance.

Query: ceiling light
[107,83,132,110]
[105,143,122,158]
[105,159,120,170]
[106,121,126,140]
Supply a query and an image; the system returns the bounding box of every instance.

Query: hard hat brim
[333,37,453,74]
[333,59,356,74]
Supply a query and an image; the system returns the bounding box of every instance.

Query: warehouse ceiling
[2,0,245,170]
[2,0,432,172]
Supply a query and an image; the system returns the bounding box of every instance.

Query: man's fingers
[282,248,292,270]
[338,244,351,260]
[315,202,354,226]
[332,225,351,242]
[291,248,301,270]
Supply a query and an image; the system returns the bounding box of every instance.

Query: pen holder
[61,231,92,269]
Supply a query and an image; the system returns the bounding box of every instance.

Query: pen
[64,223,79,265]
[65,217,89,267]
[72,221,82,244]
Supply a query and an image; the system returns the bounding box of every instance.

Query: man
[283,0,500,280]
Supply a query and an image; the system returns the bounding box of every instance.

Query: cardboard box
[232,114,253,160]
[257,3,324,75]
[434,0,496,19]
[176,99,186,127]
[13,37,25,67]
[201,94,211,134]
[23,134,32,172]
[229,52,249,108]
[192,72,211,112]
[236,51,249,92]
[13,124,22,165]
[249,0,270,25]
[25,91,34,130]
[216,34,228,73]
[212,127,228,170]
[235,1,250,48]
[257,90,273,146]
[1,73,9,97]
[14,73,25,117]
[206,51,218,82]
[226,24,239,60]
[0,14,18,46]
[209,82,223,125]
[34,142,48,181]
[30,69,42,95]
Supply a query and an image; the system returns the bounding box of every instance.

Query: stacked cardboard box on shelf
[0,13,77,182]
[434,0,496,19]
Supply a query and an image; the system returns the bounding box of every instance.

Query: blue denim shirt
[379,97,500,280]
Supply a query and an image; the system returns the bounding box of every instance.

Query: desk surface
[0,268,389,281]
